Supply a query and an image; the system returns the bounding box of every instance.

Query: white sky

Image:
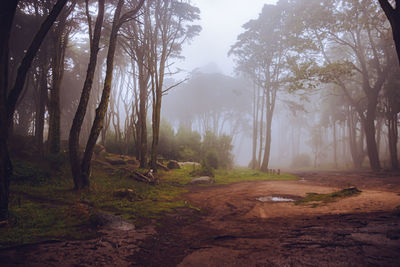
[175,0,278,78]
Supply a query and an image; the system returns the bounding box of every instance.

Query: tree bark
[79,0,145,188]
[364,98,381,171]
[0,0,18,221]
[80,0,124,188]
[379,0,400,66]
[35,50,49,156]
[388,112,398,170]
[138,59,148,168]
[260,111,273,172]
[333,120,338,168]
[69,0,105,190]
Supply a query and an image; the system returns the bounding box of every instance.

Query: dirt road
[2,171,400,266]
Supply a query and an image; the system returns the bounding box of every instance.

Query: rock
[167,160,180,169]
[90,212,135,231]
[178,161,201,167]
[105,157,126,165]
[190,176,214,185]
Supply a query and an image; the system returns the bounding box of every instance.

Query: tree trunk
[79,0,124,189]
[150,91,162,170]
[364,100,381,171]
[48,28,66,154]
[0,0,18,221]
[35,49,49,156]
[388,112,399,170]
[69,0,104,190]
[260,112,272,172]
[379,0,400,66]
[257,90,265,169]
[250,84,258,169]
[138,61,148,168]
[333,120,338,168]
[348,109,363,169]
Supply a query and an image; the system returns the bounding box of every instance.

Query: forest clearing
[0,154,399,266]
[1,0,400,265]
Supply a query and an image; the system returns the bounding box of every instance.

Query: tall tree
[48,1,76,154]
[75,0,144,189]
[149,0,200,171]
[69,0,105,190]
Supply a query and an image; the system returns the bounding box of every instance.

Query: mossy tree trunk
[69,0,105,190]
[79,0,145,188]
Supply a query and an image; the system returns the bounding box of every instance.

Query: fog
[175,0,277,77]
[4,0,400,174]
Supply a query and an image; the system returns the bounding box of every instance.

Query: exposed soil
[2,171,400,266]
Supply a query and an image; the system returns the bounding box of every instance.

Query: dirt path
[2,171,400,266]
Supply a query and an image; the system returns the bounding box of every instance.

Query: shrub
[205,151,219,169]
[189,162,215,177]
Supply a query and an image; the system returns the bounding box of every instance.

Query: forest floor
[1,168,400,266]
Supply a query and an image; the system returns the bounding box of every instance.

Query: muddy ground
[1,171,400,266]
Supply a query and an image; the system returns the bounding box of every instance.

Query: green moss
[3,159,297,248]
[1,200,95,248]
[295,187,362,206]
[213,168,296,185]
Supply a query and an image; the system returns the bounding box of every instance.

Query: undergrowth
[1,157,296,248]
[295,187,362,207]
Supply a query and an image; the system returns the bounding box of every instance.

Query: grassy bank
[1,159,295,248]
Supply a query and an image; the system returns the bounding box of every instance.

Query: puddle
[256,196,294,202]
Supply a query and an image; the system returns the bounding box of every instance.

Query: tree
[230,3,296,172]
[148,0,201,171]
[294,0,392,170]
[48,1,76,154]
[0,0,68,220]
[71,0,144,190]
[69,0,105,190]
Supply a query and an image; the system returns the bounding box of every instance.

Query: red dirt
[1,171,400,266]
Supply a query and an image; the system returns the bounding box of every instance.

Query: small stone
[190,176,214,185]
[167,160,180,169]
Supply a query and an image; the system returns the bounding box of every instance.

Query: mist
[1,0,400,265]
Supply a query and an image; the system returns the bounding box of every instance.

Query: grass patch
[295,187,362,206]
[161,165,296,185]
[2,158,296,248]
[214,168,296,185]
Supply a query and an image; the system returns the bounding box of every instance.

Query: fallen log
[156,162,169,171]
[129,170,159,184]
